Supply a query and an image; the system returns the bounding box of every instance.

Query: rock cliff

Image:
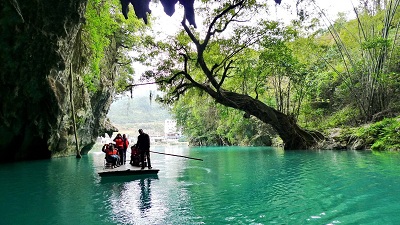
[0,0,117,162]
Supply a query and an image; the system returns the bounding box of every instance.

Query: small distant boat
[98,164,159,177]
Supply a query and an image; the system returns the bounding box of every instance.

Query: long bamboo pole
[149,151,203,161]
[70,64,81,158]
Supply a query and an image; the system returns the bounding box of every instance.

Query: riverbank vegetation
[83,0,399,150]
[130,0,399,150]
[337,117,400,151]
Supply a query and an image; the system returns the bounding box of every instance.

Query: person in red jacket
[122,134,129,165]
[102,143,120,168]
[113,133,124,165]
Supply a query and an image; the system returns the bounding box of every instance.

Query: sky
[129,0,358,95]
[148,0,358,34]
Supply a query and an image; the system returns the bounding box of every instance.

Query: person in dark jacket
[136,129,152,169]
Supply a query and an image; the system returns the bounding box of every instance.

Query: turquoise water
[2,146,400,224]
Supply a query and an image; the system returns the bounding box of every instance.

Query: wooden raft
[98,163,159,177]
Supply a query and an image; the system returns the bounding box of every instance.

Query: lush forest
[88,0,400,150]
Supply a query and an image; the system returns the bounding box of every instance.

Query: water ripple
[3,147,400,224]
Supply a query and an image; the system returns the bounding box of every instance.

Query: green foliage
[318,2,400,121]
[82,0,117,91]
[172,93,273,146]
[361,37,391,50]
[81,0,148,93]
[324,107,360,128]
[83,73,98,92]
[356,117,400,151]
[172,94,223,145]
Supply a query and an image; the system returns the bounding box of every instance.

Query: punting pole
[149,151,203,161]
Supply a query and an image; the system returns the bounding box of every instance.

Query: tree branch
[204,0,245,47]
[180,0,247,92]
[218,60,234,88]
[181,19,201,49]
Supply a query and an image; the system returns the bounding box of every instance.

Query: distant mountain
[108,94,171,124]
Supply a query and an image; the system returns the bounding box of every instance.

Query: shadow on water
[99,174,159,184]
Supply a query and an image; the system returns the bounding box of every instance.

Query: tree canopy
[119,0,400,149]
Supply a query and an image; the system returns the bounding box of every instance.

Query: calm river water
[2,145,400,224]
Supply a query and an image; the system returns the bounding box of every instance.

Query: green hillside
[108,95,171,124]
[107,94,172,137]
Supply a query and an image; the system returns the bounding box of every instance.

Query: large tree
[136,0,324,149]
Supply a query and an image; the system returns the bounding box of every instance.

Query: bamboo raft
[98,163,159,177]
[98,150,202,177]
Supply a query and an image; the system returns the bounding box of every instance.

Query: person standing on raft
[113,133,124,165]
[136,129,152,169]
[122,134,129,165]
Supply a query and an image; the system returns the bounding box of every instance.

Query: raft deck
[98,163,159,177]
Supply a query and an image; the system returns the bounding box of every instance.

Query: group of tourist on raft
[102,129,152,170]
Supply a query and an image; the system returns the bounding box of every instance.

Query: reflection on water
[139,178,152,213]
[103,176,159,225]
[2,146,400,224]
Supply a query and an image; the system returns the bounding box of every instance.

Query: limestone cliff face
[0,0,117,162]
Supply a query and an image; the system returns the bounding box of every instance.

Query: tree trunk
[208,89,324,149]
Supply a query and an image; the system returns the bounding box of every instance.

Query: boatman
[136,129,152,170]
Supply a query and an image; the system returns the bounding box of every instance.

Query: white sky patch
[149,0,357,35]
